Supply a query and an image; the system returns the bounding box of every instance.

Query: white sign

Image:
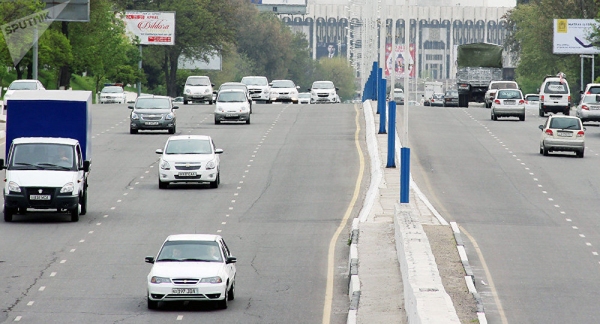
[553,19,600,54]
[124,11,175,45]
[259,0,306,5]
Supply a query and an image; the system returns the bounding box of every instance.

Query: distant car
[173,96,184,104]
[524,94,540,110]
[485,81,519,108]
[407,100,421,106]
[241,76,271,103]
[298,92,311,104]
[539,115,585,158]
[309,81,339,104]
[576,94,600,123]
[99,86,126,104]
[582,83,600,95]
[155,135,222,189]
[538,74,570,116]
[429,93,445,107]
[129,95,178,134]
[214,89,251,124]
[443,90,459,107]
[218,82,252,113]
[270,80,300,104]
[3,79,45,109]
[183,76,214,105]
[390,89,404,105]
[145,234,237,310]
[490,89,526,121]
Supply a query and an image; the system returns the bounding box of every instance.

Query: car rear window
[544,81,569,94]
[585,86,600,94]
[490,82,518,90]
[525,95,539,101]
[496,90,522,99]
[549,118,581,130]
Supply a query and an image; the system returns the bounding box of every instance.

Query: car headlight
[185,88,191,94]
[160,160,171,170]
[165,112,174,120]
[8,181,21,193]
[150,276,172,284]
[199,276,222,283]
[204,89,211,94]
[60,182,74,193]
[131,112,139,120]
[206,159,217,170]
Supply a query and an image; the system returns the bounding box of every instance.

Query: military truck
[456,43,503,107]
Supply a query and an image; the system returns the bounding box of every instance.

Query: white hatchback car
[539,115,585,158]
[3,79,45,109]
[309,81,339,104]
[269,79,299,104]
[99,86,126,104]
[298,92,311,104]
[145,234,237,310]
[183,76,214,105]
[156,135,222,189]
[214,89,251,124]
[576,94,600,123]
[491,89,526,121]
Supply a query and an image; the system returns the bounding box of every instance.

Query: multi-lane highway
[0,101,367,323]
[404,104,600,324]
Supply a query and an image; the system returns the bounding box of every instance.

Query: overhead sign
[250,0,307,14]
[124,11,175,45]
[42,0,90,22]
[553,19,600,54]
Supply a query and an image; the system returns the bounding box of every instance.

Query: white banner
[553,19,600,54]
[124,11,175,45]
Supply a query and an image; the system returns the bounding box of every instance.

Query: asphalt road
[0,101,367,323]
[402,103,600,324]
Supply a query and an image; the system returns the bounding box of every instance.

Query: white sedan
[145,234,237,310]
[156,135,222,189]
[269,79,299,104]
[99,86,126,104]
[491,89,526,121]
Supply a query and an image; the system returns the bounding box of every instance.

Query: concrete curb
[346,217,360,324]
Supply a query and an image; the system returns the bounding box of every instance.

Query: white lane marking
[177,315,183,320]
[239,181,243,184]
[234,193,238,196]
[533,178,539,181]
[566,218,572,222]
[96,223,101,226]
[587,243,593,246]
[111,207,116,210]
[231,200,235,203]
[145,171,149,174]
[117,200,122,203]
[79,240,85,243]
[135,182,139,185]
[228,207,233,210]
[542,191,547,194]
[237,187,241,190]
[221,222,226,225]
[50,272,56,277]
[560,211,566,214]
[123,193,128,196]
[548,198,554,201]
[140,176,144,179]
[554,205,560,208]
[14,316,22,321]
[217,230,222,233]
[39,286,45,291]
[69,249,75,252]
[88,231,93,234]
[61,260,67,263]
[593,252,598,256]
[27,301,34,306]
[226,214,230,217]
[538,185,543,187]
[104,215,109,218]
[573,226,578,229]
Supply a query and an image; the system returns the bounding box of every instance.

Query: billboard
[250,0,306,14]
[124,11,175,45]
[553,19,600,54]
[316,42,346,59]
[385,44,416,78]
[178,53,222,71]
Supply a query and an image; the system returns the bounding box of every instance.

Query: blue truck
[0,90,92,222]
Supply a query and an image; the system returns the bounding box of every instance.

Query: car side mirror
[128,105,134,109]
[296,86,300,89]
[82,160,90,172]
[211,83,215,86]
[226,256,237,264]
[2,87,6,91]
[215,148,223,154]
[155,149,163,154]
[173,106,179,109]
[336,87,340,91]
[539,125,544,130]
[307,88,311,92]
[145,256,155,264]
[580,90,584,94]
[0,158,4,169]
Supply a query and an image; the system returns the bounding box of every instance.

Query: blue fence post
[400,147,410,203]
[387,101,396,168]
[378,78,387,133]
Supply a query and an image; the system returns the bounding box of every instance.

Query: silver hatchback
[539,115,585,158]
[576,94,600,123]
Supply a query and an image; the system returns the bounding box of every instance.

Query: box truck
[1,90,92,222]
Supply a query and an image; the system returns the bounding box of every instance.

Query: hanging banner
[124,11,175,45]
[385,44,416,78]
[553,19,600,54]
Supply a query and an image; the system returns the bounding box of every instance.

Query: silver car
[129,95,178,134]
[491,89,526,121]
[539,115,585,158]
[576,94,600,123]
[214,89,251,124]
[218,82,253,113]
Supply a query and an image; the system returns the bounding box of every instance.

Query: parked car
[298,92,311,104]
[129,95,178,134]
[241,76,270,103]
[218,82,253,113]
[309,81,339,104]
[539,115,585,158]
[490,89,526,121]
[484,81,519,108]
[3,79,45,109]
[576,94,600,123]
[524,94,540,109]
[538,73,571,116]
[443,90,459,107]
[99,86,126,104]
[270,80,300,104]
[155,135,222,189]
[183,76,214,105]
[214,89,251,124]
[145,234,237,309]
[429,93,445,107]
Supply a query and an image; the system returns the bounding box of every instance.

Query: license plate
[280,96,289,99]
[504,100,515,105]
[30,195,51,200]
[225,114,238,117]
[591,107,600,110]
[178,172,197,177]
[558,131,571,137]
[145,121,159,125]
[172,288,198,294]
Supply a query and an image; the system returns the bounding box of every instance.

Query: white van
[538,74,571,116]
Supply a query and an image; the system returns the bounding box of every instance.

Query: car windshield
[549,118,581,130]
[220,85,246,92]
[101,87,123,93]
[582,95,600,104]
[9,143,75,170]
[496,90,522,99]
[135,98,171,109]
[312,82,334,89]
[298,93,310,98]
[445,91,458,97]
[490,82,518,90]
[9,82,37,90]
[241,77,268,86]
[433,94,444,99]
[157,241,223,262]
[271,80,295,88]
[165,139,212,154]
[218,91,246,102]
[544,81,569,94]
[526,95,540,101]
[394,93,404,99]
[186,77,210,86]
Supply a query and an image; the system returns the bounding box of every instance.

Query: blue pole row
[386,101,396,168]
[400,147,410,203]
[378,77,387,133]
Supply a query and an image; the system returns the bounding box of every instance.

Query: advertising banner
[385,44,416,78]
[124,11,175,45]
[553,19,600,54]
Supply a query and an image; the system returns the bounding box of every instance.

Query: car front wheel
[147,296,158,310]
[217,286,228,309]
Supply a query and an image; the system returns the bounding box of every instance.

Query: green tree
[316,57,356,101]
